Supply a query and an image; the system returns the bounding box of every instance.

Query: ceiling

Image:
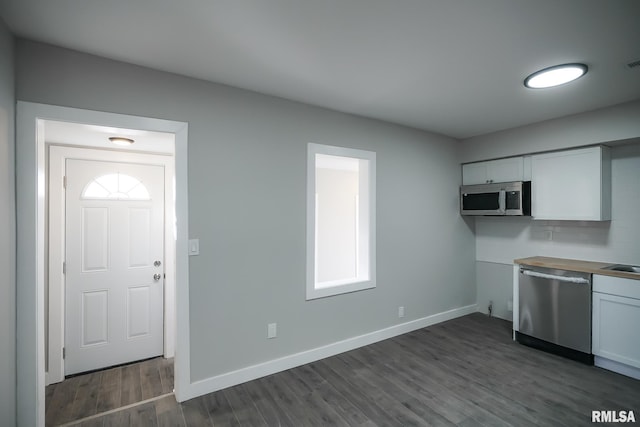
[2,0,639,139]
[44,120,175,154]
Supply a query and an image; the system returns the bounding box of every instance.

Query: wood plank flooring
[49,313,640,426]
[46,356,174,426]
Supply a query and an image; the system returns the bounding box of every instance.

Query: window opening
[307,143,376,300]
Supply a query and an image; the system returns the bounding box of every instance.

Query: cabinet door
[462,162,488,185]
[531,146,610,220]
[462,157,523,185]
[592,292,640,369]
[487,157,524,183]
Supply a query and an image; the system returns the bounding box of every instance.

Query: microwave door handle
[499,189,506,214]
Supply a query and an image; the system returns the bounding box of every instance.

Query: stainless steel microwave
[460,181,531,216]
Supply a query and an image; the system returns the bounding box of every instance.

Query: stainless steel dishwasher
[516,265,593,364]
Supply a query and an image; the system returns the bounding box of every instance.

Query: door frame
[16,102,192,427]
[48,146,175,384]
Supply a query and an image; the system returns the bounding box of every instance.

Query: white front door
[65,159,165,375]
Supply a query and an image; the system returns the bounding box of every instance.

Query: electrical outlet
[507,299,513,311]
[267,323,277,339]
[398,306,405,318]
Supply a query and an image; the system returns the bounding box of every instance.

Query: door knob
[153,273,162,281]
[154,260,162,267]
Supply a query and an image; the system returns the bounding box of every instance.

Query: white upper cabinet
[531,146,611,221]
[523,156,532,181]
[462,157,524,185]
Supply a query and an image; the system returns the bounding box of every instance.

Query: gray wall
[15,39,476,382]
[460,100,640,163]
[459,100,640,163]
[460,104,640,321]
[476,261,513,320]
[0,18,15,427]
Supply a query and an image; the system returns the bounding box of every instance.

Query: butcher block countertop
[514,256,640,281]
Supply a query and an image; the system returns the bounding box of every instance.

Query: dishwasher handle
[521,269,590,284]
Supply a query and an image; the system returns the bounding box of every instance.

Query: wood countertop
[514,256,640,281]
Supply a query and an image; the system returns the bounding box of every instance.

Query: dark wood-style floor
[46,356,174,426]
[48,313,640,426]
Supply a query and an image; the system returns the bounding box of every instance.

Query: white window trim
[306,143,376,300]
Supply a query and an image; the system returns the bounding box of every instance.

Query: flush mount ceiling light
[108,136,135,146]
[524,63,588,89]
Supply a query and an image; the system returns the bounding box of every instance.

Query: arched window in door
[81,173,151,200]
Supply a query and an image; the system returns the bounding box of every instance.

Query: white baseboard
[179,303,477,402]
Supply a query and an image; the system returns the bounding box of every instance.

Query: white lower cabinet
[592,274,640,379]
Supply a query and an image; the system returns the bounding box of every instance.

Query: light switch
[188,239,200,256]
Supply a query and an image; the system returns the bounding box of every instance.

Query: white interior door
[65,159,165,375]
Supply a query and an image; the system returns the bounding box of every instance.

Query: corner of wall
[0,15,17,427]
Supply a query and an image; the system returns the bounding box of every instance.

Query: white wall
[0,18,15,427]
[15,40,476,385]
[460,104,640,321]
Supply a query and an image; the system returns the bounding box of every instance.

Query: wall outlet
[398,306,405,318]
[267,323,277,339]
[507,299,513,311]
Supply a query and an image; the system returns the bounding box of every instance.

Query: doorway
[48,144,175,381]
[16,102,192,427]
[65,159,165,375]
